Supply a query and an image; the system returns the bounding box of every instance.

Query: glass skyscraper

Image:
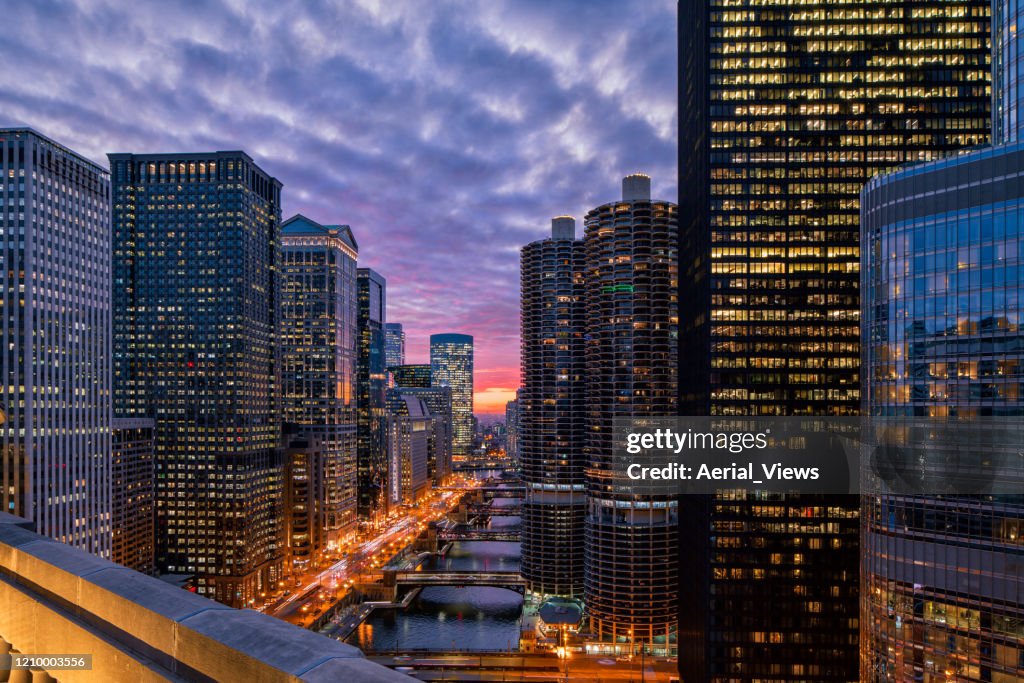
[357,268,388,521]
[430,333,474,456]
[110,150,283,607]
[679,3,992,679]
[0,129,112,558]
[390,363,432,388]
[280,214,359,550]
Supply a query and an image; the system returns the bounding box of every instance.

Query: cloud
[0,0,678,408]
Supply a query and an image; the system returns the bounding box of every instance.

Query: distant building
[110,150,283,607]
[384,322,405,368]
[505,392,520,469]
[111,418,155,575]
[385,396,431,506]
[389,386,453,486]
[0,129,112,557]
[430,334,474,455]
[280,214,359,550]
[357,269,388,522]
[390,364,432,388]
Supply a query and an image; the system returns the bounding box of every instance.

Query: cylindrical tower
[583,175,679,650]
[861,143,1024,682]
[519,216,586,598]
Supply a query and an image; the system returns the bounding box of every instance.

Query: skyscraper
[861,3,1024,677]
[0,129,112,557]
[505,391,520,470]
[679,3,991,679]
[280,215,359,549]
[583,176,678,651]
[110,150,283,607]
[430,333,473,456]
[384,395,431,506]
[520,217,586,598]
[388,385,453,486]
[384,322,405,368]
[357,268,388,521]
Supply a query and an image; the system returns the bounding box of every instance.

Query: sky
[1,0,678,414]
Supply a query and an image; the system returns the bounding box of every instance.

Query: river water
[348,499,523,653]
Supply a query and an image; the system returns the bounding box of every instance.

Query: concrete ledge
[0,515,408,682]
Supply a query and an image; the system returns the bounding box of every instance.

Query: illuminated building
[357,268,388,520]
[384,395,431,506]
[280,215,359,549]
[384,322,405,368]
[110,150,283,607]
[429,333,473,456]
[111,418,155,575]
[583,176,678,650]
[519,217,586,598]
[0,129,112,557]
[505,391,520,469]
[679,2,991,679]
[389,386,453,486]
[861,6,1024,675]
[390,363,432,388]
[282,429,322,570]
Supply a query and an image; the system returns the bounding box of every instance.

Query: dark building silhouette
[357,268,388,523]
[110,151,284,607]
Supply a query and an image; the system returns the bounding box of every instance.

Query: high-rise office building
[861,134,1024,683]
[283,429,324,570]
[861,5,1024,676]
[280,215,359,548]
[430,333,473,456]
[384,322,405,368]
[357,268,388,521]
[390,364,432,388]
[505,392,520,469]
[583,176,678,651]
[520,217,586,598]
[0,129,112,557]
[679,3,992,679]
[111,418,155,575]
[110,150,283,607]
[388,386,453,486]
[384,395,431,506]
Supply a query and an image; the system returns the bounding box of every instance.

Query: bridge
[392,570,525,592]
[438,528,520,542]
[467,502,522,515]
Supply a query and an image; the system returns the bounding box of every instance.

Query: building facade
[505,392,520,469]
[110,150,283,607]
[357,268,388,522]
[111,418,155,575]
[389,386,453,486]
[519,217,586,599]
[861,133,1024,683]
[583,176,678,650]
[385,395,431,506]
[283,430,324,570]
[280,215,359,549]
[0,129,112,557]
[384,322,405,369]
[430,333,473,456]
[678,3,992,679]
[390,364,432,388]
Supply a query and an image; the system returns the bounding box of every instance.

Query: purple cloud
[0,0,678,412]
